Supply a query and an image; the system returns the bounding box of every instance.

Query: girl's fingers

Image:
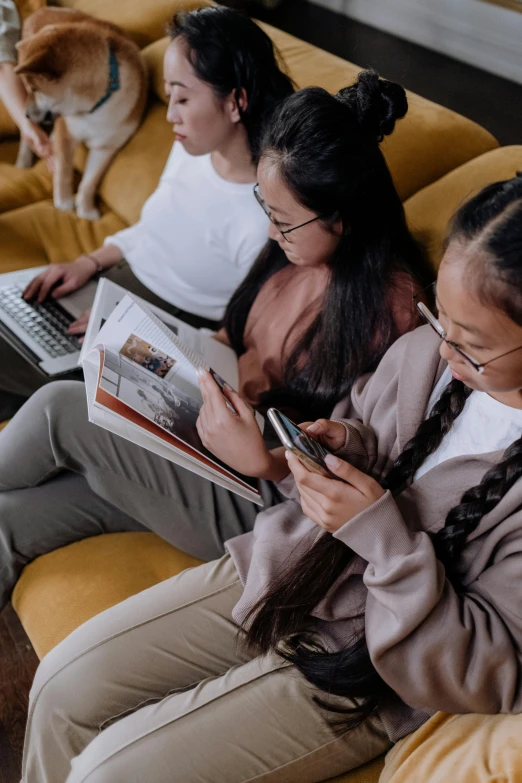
[199,371,247,420]
[286,451,336,493]
[303,419,346,450]
[323,454,374,493]
[223,386,252,419]
[298,486,326,527]
[305,419,329,435]
[197,370,220,416]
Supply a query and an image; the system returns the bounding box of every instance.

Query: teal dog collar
[89,47,120,114]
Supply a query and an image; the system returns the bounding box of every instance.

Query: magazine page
[84,293,204,399]
[81,278,239,387]
[83,361,262,504]
[83,284,263,430]
[89,346,261,499]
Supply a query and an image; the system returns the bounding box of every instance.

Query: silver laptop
[0,267,98,377]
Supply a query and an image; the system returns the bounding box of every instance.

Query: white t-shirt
[414,367,522,481]
[104,142,269,321]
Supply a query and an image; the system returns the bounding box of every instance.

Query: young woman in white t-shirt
[0,7,294,414]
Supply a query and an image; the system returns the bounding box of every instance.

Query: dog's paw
[54,196,75,212]
[76,193,101,220]
[75,201,101,221]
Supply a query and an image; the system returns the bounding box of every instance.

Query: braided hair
[245,175,522,728]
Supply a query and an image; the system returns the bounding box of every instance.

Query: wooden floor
[0,605,39,783]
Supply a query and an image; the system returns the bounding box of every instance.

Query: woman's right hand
[23,256,97,303]
[299,419,346,452]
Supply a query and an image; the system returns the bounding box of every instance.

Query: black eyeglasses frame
[414,283,522,374]
[253,183,323,241]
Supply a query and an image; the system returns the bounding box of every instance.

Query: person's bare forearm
[0,60,28,129]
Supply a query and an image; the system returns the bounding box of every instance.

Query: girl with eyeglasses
[0,71,429,611]
[20,177,522,782]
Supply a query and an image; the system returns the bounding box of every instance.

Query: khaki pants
[23,555,392,783]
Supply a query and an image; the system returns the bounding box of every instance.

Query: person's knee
[0,499,27,607]
[28,643,100,741]
[28,380,86,419]
[66,746,129,783]
[25,380,89,448]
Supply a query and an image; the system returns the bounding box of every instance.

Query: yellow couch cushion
[381,712,522,783]
[405,145,522,269]
[0,197,126,271]
[325,758,384,783]
[0,104,18,140]
[58,0,213,48]
[0,157,53,212]
[12,532,204,659]
[0,140,19,164]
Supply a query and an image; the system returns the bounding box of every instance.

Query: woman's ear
[332,217,344,237]
[228,87,248,124]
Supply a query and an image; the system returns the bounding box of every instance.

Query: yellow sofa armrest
[405,145,522,269]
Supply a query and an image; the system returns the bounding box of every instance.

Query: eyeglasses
[414,284,522,374]
[253,183,322,241]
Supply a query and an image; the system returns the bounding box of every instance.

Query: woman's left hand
[286,451,386,532]
[196,370,272,477]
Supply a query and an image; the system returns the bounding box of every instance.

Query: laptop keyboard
[0,285,81,358]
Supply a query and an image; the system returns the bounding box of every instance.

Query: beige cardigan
[227,325,522,741]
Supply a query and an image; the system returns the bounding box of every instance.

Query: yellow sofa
[2,1,522,781]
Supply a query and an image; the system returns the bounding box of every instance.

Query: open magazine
[79,278,264,505]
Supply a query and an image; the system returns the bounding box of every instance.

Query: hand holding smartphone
[268,408,338,479]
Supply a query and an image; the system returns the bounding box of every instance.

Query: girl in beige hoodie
[21,176,522,783]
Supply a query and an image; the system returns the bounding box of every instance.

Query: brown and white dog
[15,7,147,220]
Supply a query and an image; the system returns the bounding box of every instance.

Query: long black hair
[224,71,432,421]
[245,175,522,729]
[167,7,295,163]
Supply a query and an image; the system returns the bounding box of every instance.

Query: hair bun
[336,69,408,142]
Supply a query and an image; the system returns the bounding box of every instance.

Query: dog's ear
[15,33,61,79]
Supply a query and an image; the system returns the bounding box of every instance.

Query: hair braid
[383,379,472,492]
[433,435,522,576]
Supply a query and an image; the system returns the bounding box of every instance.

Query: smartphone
[268,408,334,478]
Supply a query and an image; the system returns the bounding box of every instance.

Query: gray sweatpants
[22,555,392,783]
[0,381,282,609]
